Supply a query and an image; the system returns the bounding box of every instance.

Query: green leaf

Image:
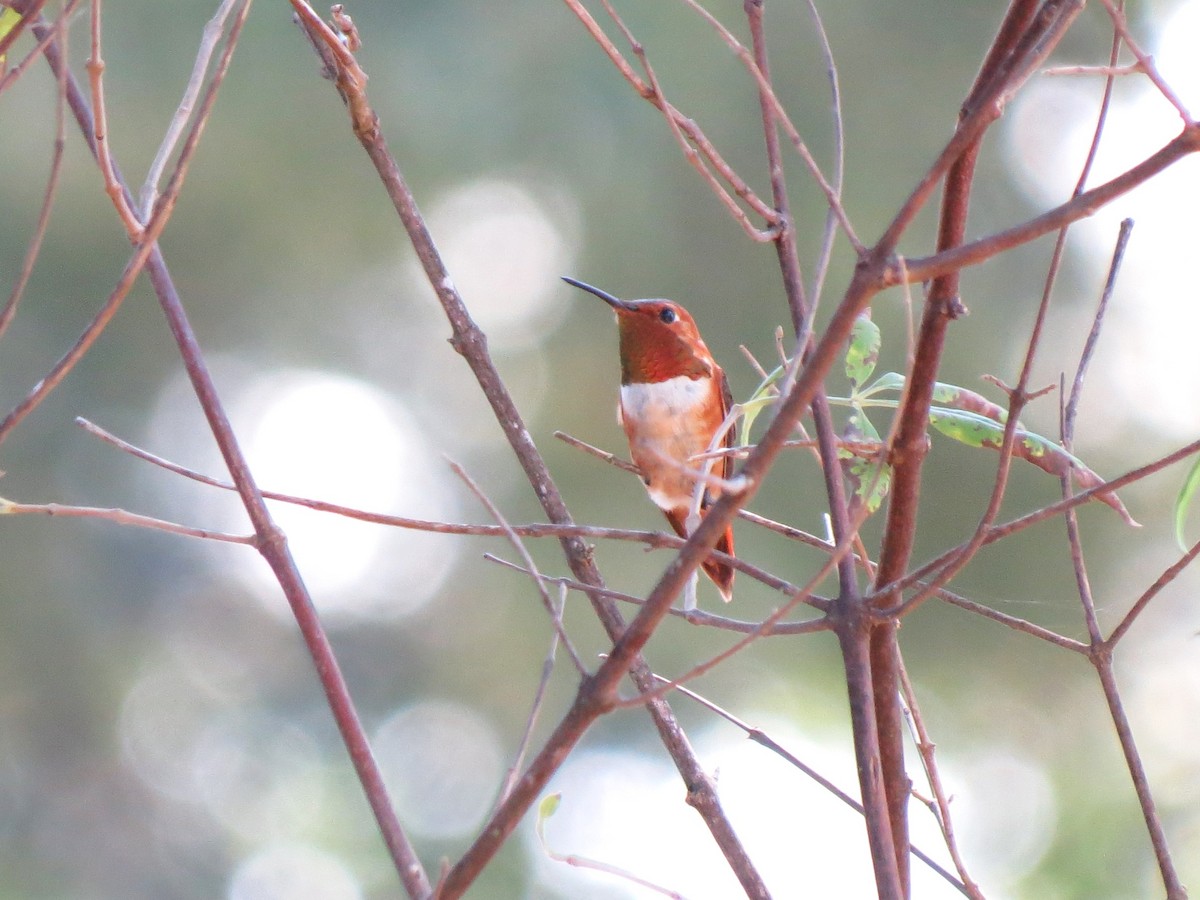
[0,7,21,67]
[846,410,881,443]
[739,362,787,443]
[538,792,561,821]
[845,315,880,389]
[927,407,1010,450]
[535,792,562,847]
[846,456,891,513]
[1174,454,1200,550]
[857,370,906,400]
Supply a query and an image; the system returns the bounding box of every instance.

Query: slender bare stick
[448,459,587,675]
[85,0,143,241]
[287,7,773,896]
[0,0,50,91]
[495,582,569,807]
[896,125,1200,287]
[0,498,253,544]
[78,416,811,602]
[25,7,432,897]
[649,671,969,895]
[486,556,831,636]
[1108,538,1200,647]
[678,0,862,253]
[879,435,1200,614]
[0,0,73,340]
[1059,207,1184,895]
[801,0,850,303]
[561,0,778,225]
[139,0,244,217]
[1094,0,1193,124]
[597,0,777,241]
[897,658,983,900]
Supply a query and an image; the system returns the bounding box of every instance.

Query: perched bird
[564,276,735,602]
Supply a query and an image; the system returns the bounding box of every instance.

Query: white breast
[620,376,709,422]
[619,376,714,511]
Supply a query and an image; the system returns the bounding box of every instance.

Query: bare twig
[0,497,253,544]
[496,584,570,808]
[85,0,144,241]
[484,554,830,636]
[561,0,778,226]
[1094,0,1193,124]
[1059,203,1184,896]
[449,459,587,676]
[0,0,73,340]
[23,7,433,897]
[897,658,983,900]
[0,0,50,92]
[138,0,244,217]
[895,125,1200,287]
[675,0,861,252]
[615,12,778,242]
[287,6,773,896]
[880,434,1200,615]
[650,671,969,895]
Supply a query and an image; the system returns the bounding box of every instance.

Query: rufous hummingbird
[563,276,735,603]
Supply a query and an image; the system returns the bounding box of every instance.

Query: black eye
[658,308,677,324]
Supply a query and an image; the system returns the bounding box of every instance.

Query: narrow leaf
[1174,454,1200,550]
[928,408,1138,526]
[739,362,786,443]
[845,314,881,389]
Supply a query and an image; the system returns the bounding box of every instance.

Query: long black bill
[561,276,633,311]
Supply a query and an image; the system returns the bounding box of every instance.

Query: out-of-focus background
[1,1,1198,897]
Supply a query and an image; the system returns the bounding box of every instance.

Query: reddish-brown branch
[898,658,984,899]
[896,125,1200,287]
[20,7,433,897]
[287,6,774,896]
[85,0,143,241]
[0,0,71,341]
[0,498,253,544]
[868,4,1046,887]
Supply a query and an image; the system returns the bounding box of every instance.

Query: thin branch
[801,0,849,303]
[895,124,1200,287]
[0,497,253,544]
[287,7,773,896]
[0,0,51,93]
[1094,0,1193,124]
[26,8,433,898]
[138,0,244,217]
[880,434,1200,615]
[562,0,779,226]
[0,0,46,66]
[1108,538,1200,647]
[496,584,569,808]
[1044,61,1143,77]
[0,0,73,340]
[638,668,970,895]
[1059,190,1183,894]
[86,0,144,241]
[484,555,827,636]
[78,416,814,604]
[448,459,587,676]
[676,0,861,252]
[897,658,983,900]
[617,15,778,242]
